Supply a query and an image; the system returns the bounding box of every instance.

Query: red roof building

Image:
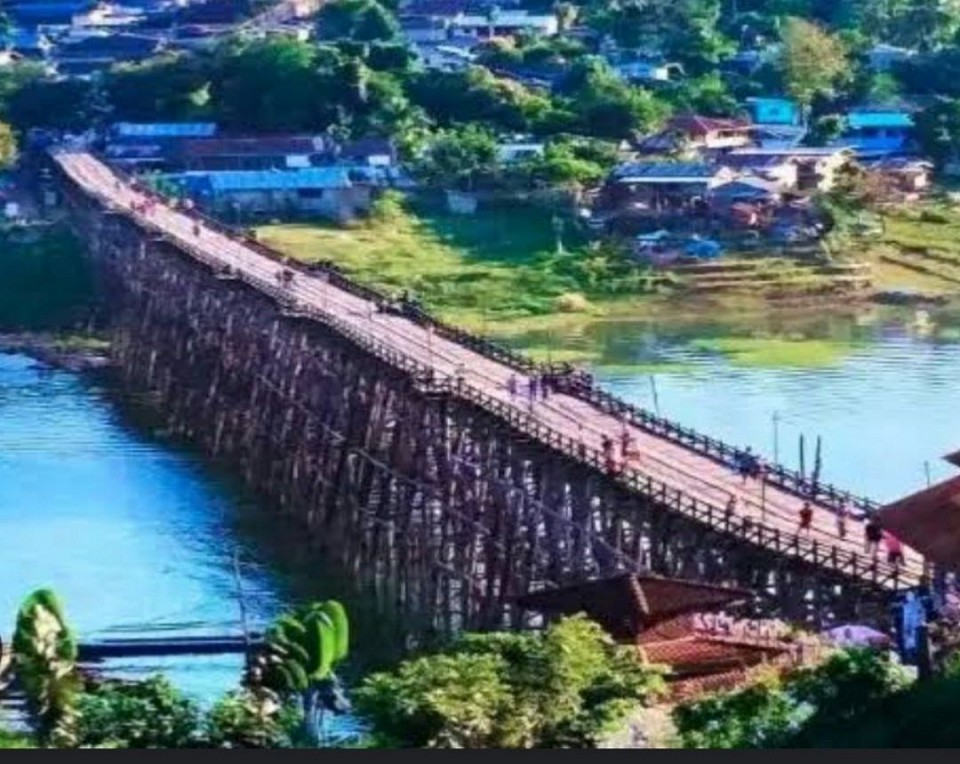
[517,573,799,696]
[878,472,960,568]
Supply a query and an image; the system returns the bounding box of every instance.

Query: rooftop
[669,113,752,136]
[176,167,354,193]
[847,110,915,130]
[516,573,753,641]
[879,472,960,567]
[611,162,721,182]
[177,136,324,157]
[114,122,218,139]
[727,147,850,158]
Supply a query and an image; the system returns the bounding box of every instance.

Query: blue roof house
[166,168,373,222]
[830,108,915,156]
[745,98,801,127]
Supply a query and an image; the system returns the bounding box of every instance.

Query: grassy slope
[257,204,594,328]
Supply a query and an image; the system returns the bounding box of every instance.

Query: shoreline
[0,332,112,372]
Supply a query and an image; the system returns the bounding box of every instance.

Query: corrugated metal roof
[612,162,718,181]
[848,111,914,129]
[115,122,218,138]
[176,168,353,193]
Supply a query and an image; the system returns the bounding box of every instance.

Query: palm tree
[252,600,350,747]
[12,589,80,747]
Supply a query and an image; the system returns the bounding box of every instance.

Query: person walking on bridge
[836,500,849,539]
[527,375,539,405]
[884,531,904,568]
[725,494,739,524]
[865,515,884,559]
[507,374,518,401]
[798,501,814,537]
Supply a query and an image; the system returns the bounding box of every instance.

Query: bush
[75,676,202,749]
[674,649,913,749]
[205,689,299,749]
[354,615,666,748]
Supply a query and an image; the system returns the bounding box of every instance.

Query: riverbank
[256,199,960,348]
[0,332,111,372]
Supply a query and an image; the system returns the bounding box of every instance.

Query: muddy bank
[0,333,111,372]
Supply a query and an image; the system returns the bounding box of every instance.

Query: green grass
[257,203,601,326]
[689,336,857,368]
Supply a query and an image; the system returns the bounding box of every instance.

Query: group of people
[506,373,553,405]
[726,448,907,568]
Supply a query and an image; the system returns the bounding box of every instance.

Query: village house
[830,106,915,157]
[721,147,853,192]
[603,162,735,212]
[0,29,54,60]
[399,14,450,43]
[446,10,558,39]
[716,151,800,190]
[861,156,934,198]
[866,43,917,73]
[69,2,145,30]
[104,122,219,168]
[611,59,681,84]
[172,136,329,172]
[7,0,95,27]
[53,32,168,75]
[336,137,397,168]
[167,167,373,221]
[412,39,478,71]
[744,97,801,127]
[634,114,754,157]
[495,136,545,164]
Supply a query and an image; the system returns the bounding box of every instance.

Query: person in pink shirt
[884,531,904,568]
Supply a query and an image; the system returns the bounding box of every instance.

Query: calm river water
[0,352,285,700]
[2,304,958,706]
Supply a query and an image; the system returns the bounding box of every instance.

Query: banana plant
[254,600,350,747]
[11,588,80,746]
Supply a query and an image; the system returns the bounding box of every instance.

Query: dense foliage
[354,615,666,748]
[75,677,202,749]
[674,649,913,749]
[0,229,97,330]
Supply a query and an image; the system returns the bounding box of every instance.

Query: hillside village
[4,0,960,302]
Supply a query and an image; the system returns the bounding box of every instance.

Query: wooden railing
[53,150,905,591]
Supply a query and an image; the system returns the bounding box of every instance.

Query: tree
[6,78,94,132]
[0,120,16,169]
[253,601,351,747]
[75,676,201,748]
[12,589,80,746]
[916,98,960,166]
[557,57,669,139]
[354,615,666,748]
[779,18,850,113]
[416,124,498,190]
[316,0,399,42]
[105,54,211,122]
[674,649,912,749]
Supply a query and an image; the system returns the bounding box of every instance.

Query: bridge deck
[53,150,923,590]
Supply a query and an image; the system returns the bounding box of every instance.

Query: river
[0,351,284,700]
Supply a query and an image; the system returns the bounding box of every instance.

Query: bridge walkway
[53,149,923,591]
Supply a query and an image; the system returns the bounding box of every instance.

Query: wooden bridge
[49,148,924,630]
